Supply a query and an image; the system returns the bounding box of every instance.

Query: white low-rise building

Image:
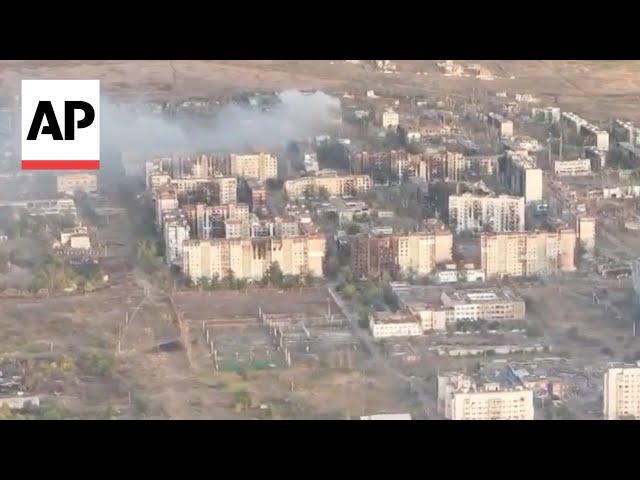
[554,158,592,177]
[369,312,422,339]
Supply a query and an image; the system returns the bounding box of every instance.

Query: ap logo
[21,79,100,170]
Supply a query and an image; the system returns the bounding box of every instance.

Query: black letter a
[27,101,63,140]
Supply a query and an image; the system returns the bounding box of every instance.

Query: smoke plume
[102,90,341,157]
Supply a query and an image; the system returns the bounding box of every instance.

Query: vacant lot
[173,287,341,321]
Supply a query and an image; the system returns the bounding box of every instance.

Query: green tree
[136,239,159,273]
[263,262,285,288]
[222,269,236,289]
[78,350,117,377]
[342,283,358,300]
[198,276,210,291]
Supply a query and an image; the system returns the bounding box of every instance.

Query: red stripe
[22,160,100,170]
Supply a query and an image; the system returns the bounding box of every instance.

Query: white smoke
[102,90,341,156]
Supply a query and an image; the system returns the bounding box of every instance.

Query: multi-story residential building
[448,193,525,233]
[182,203,250,239]
[369,312,422,339]
[182,233,326,281]
[393,233,439,277]
[480,229,577,278]
[487,112,513,138]
[438,372,534,420]
[349,224,453,280]
[576,215,596,256]
[604,363,640,420]
[531,106,561,124]
[500,150,543,204]
[149,173,172,190]
[229,153,278,182]
[351,150,422,179]
[212,176,238,205]
[284,170,372,199]
[245,179,267,211]
[224,219,251,239]
[440,287,526,322]
[162,210,190,266]
[56,172,98,195]
[155,187,179,228]
[561,112,609,151]
[169,177,214,195]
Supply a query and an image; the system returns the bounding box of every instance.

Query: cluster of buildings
[368,284,526,338]
[436,359,640,420]
[146,153,327,282]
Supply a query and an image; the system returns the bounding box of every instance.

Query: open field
[3,60,640,122]
[173,287,341,321]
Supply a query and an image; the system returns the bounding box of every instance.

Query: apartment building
[182,233,326,281]
[440,287,526,322]
[351,150,422,179]
[487,112,513,138]
[561,112,609,151]
[155,187,179,228]
[229,153,278,182]
[369,312,422,339]
[500,150,543,204]
[349,226,453,280]
[532,106,561,124]
[182,203,250,239]
[448,193,525,233]
[576,215,596,256]
[284,170,372,199]
[603,363,640,420]
[437,372,534,420]
[213,176,238,205]
[245,179,267,211]
[56,172,97,195]
[162,210,191,266]
[480,229,577,279]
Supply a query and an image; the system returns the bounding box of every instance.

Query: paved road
[327,284,438,418]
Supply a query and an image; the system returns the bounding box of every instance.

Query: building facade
[369,312,422,339]
[448,193,525,233]
[284,171,372,199]
[182,234,326,281]
[349,228,453,280]
[501,151,543,204]
[480,229,577,278]
[229,153,278,182]
[604,364,640,420]
[438,373,535,420]
[56,172,98,195]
